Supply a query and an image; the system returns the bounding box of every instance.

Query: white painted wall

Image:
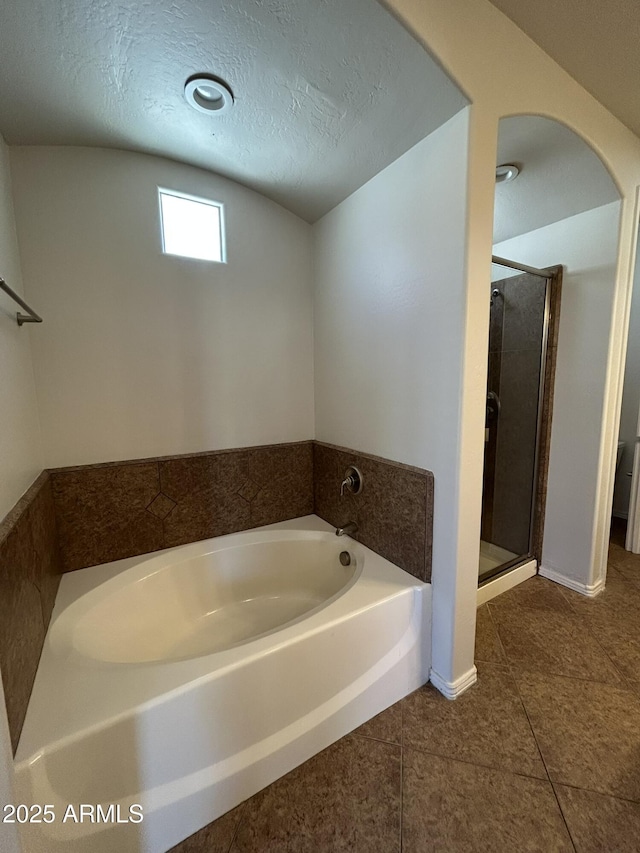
[494,202,621,588]
[0,136,42,518]
[0,133,35,853]
[314,109,473,691]
[613,248,640,517]
[385,0,640,692]
[10,146,315,468]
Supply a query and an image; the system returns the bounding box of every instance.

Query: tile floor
[171,524,640,852]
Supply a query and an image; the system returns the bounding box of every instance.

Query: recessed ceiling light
[184,76,234,115]
[495,164,520,183]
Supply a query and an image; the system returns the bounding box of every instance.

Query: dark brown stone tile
[517,672,640,801]
[51,463,163,570]
[555,785,640,853]
[489,575,573,614]
[246,442,312,489]
[608,547,640,588]
[0,473,62,752]
[160,453,252,548]
[532,341,558,559]
[607,542,640,570]
[237,479,260,503]
[146,492,176,520]
[488,285,504,354]
[402,662,546,779]
[0,575,44,752]
[353,701,402,744]
[168,805,244,853]
[501,273,546,353]
[559,568,640,682]
[575,618,640,684]
[248,443,313,527]
[475,604,506,663]
[548,266,563,358]
[313,441,432,582]
[26,477,62,629]
[230,735,400,852]
[488,578,623,684]
[402,750,573,853]
[0,472,49,545]
[626,680,640,699]
[491,348,543,556]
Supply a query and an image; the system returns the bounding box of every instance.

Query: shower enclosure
[479,256,560,585]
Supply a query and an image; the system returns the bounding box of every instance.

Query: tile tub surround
[49,442,315,571]
[0,439,432,754]
[47,440,434,579]
[0,472,62,752]
[313,441,434,582]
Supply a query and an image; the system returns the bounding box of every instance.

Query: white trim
[539,564,605,597]
[430,665,477,699]
[477,559,537,606]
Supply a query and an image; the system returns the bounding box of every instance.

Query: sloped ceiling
[0,0,468,222]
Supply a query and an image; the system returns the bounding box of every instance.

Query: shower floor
[479,540,518,577]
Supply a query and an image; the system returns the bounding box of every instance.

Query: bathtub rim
[48,528,364,666]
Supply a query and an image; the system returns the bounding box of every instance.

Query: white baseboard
[477,559,537,606]
[538,565,605,598]
[430,665,477,700]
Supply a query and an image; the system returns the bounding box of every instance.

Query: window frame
[157,187,226,264]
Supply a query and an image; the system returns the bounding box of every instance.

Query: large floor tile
[488,575,575,614]
[561,569,640,682]
[474,604,505,663]
[555,785,640,852]
[169,805,244,852]
[402,662,546,779]
[566,566,640,616]
[517,672,640,801]
[583,618,640,683]
[230,735,401,852]
[353,700,402,743]
[607,537,640,572]
[488,591,623,684]
[606,550,640,589]
[402,749,574,852]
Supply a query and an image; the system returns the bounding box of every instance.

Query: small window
[158,188,225,263]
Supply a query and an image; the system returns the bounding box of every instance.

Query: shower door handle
[486,391,501,425]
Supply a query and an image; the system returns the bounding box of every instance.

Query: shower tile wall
[0,473,62,750]
[484,274,546,557]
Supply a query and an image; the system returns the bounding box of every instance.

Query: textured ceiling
[488,0,640,139]
[494,115,620,244]
[0,0,468,222]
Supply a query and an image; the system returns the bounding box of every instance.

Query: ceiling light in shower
[495,164,520,184]
[184,75,234,115]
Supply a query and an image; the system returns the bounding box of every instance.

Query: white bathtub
[15,515,430,853]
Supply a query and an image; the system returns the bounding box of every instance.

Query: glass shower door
[480,264,549,583]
